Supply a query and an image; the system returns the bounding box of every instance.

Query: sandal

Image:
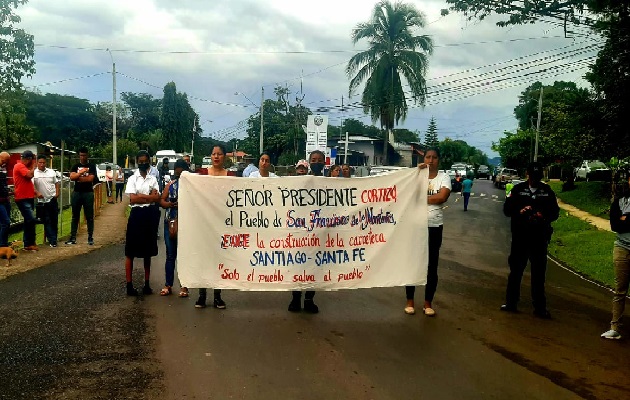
[178,287,189,298]
[159,286,172,296]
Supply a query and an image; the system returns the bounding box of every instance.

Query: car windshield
[503,169,517,174]
[589,162,607,169]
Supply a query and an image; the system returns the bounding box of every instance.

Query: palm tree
[347,0,433,165]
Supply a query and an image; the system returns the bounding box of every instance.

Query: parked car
[495,168,518,189]
[96,163,120,182]
[574,160,611,182]
[476,165,490,179]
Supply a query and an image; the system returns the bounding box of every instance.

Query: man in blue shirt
[461,176,473,211]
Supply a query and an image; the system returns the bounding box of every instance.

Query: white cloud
[15,0,602,157]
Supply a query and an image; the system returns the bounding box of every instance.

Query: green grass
[548,180,612,220]
[9,206,75,245]
[548,212,616,287]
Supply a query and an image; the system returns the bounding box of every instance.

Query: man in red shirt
[13,150,38,251]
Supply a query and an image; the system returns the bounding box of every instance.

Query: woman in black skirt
[124,150,161,296]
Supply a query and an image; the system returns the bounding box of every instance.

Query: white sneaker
[600,329,621,340]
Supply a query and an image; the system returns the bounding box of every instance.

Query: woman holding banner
[195,144,228,309]
[405,148,451,316]
[249,152,278,178]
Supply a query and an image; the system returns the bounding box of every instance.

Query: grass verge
[549,211,616,287]
[547,180,612,220]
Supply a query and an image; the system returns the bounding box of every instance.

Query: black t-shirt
[70,162,98,192]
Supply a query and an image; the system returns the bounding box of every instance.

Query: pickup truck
[495,168,519,189]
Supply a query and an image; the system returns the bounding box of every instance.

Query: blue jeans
[463,192,471,210]
[163,221,177,287]
[16,199,36,247]
[0,201,10,247]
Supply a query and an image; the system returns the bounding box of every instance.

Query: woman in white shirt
[124,150,161,296]
[249,153,277,178]
[405,148,451,316]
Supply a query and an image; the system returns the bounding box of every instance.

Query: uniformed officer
[501,162,559,318]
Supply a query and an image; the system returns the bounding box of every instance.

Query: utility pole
[534,86,543,162]
[191,115,195,164]
[340,95,344,163]
[260,87,264,154]
[107,49,117,166]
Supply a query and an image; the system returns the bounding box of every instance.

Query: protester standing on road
[249,153,278,178]
[601,176,630,339]
[195,145,228,309]
[242,156,259,177]
[501,162,559,319]
[158,158,170,192]
[115,166,125,203]
[124,150,161,296]
[33,154,60,247]
[295,159,309,176]
[288,149,326,314]
[342,164,352,178]
[405,148,451,316]
[461,176,473,211]
[0,152,12,248]
[159,159,189,298]
[329,164,342,177]
[66,147,98,246]
[13,150,38,251]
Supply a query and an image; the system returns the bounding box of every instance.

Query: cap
[527,162,543,174]
[163,158,169,163]
[105,165,112,170]
[296,159,309,169]
[21,150,34,159]
[174,159,189,170]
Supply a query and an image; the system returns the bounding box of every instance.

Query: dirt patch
[557,199,611,231]
[0,200,129,280]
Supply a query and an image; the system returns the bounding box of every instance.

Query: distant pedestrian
[115,166,125,203]
[66,147,98,246]
[501,162,559,319]
[601,176,630,340]
[461,176,473,211]
[158,158,170,192]
[105,165,114,203]
[13,150,38,251]
[0,152,12,247]
[159,159,189,298]
[405,148,451,316]
[124,150,161,296]
[33,154,60,247]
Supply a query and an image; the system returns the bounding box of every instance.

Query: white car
[96,163,120,182]
[575,160,610,181]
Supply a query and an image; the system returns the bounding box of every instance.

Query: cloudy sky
[17,0,602,157]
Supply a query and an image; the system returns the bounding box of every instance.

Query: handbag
[168,218,178,238]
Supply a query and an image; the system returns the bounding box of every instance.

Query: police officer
[501,162,559,318]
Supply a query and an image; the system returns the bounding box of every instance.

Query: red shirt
[13,162,35,200]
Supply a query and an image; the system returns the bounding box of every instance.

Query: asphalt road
[1,179,628,400]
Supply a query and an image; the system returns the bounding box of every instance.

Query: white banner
[177,168,428,290]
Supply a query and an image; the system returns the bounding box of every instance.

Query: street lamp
[106,48,117,166]
[235,88,264,154]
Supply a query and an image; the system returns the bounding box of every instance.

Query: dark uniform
[502,164,559,316]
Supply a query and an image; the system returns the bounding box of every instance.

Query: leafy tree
[25,92,100,148]
[424,117,439,148]
[393,128,419,143]
[160,82,196,152]
[492,130,539,170]
[120,92,161,136]
[0,0,35,148]
[347,0,433,165]
[101,138,139,167]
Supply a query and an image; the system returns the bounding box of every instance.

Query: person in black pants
[288,150,326,314]
[66,147,98,246]
[115,166,125,203]
[501,162,559,319]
